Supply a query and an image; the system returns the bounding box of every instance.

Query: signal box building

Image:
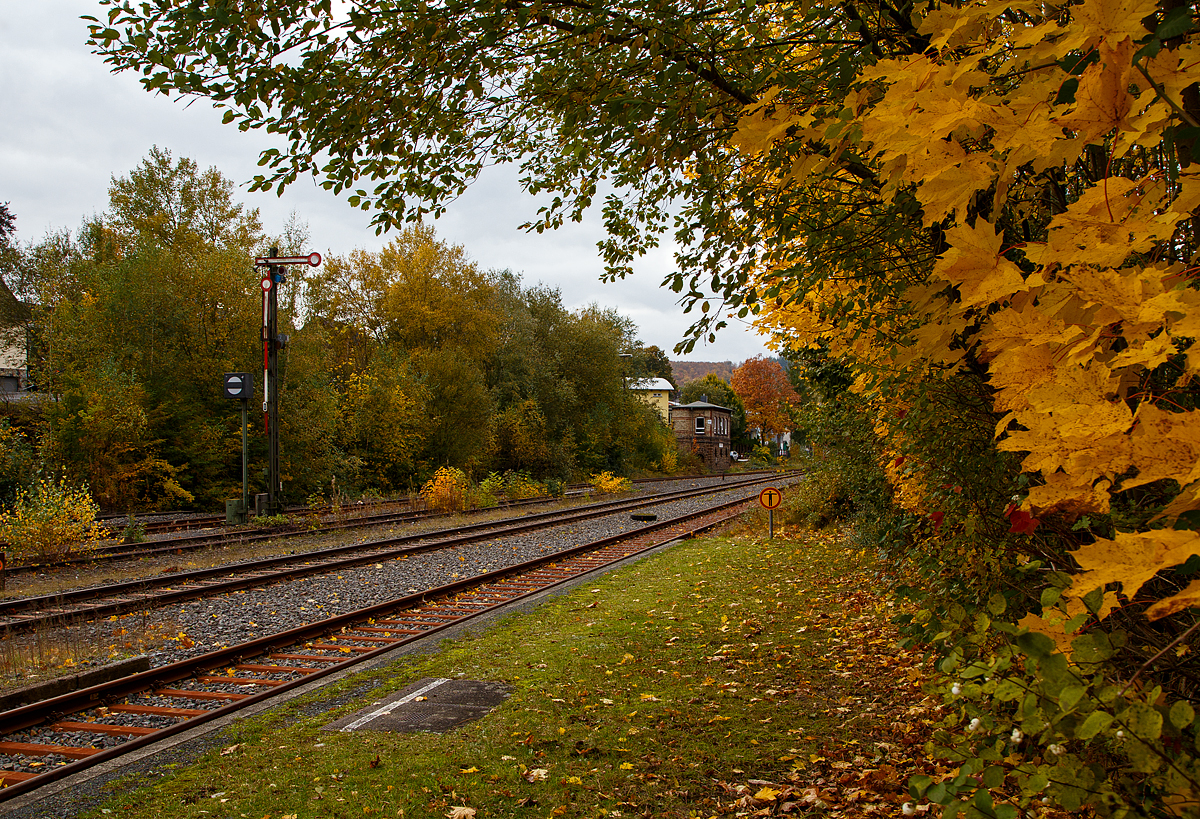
[670,400,733,471]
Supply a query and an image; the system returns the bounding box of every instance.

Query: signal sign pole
[759,486,783,539]
[254,248,322,515]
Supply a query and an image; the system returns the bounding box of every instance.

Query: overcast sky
[0,2,774,364]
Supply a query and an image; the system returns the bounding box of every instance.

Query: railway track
[22,492,578,575]
[0,473,792,633]
[20,472,778,574]
[0,489,764,803]
[92,473,773,536]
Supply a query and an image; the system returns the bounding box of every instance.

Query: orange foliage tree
[730,357,800,442]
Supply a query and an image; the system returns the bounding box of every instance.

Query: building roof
[626,377,675,391]
[673,400,733,413]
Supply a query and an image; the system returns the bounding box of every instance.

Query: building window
[695,417,706,434]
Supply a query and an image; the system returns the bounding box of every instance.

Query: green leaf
[993,679,1024,701]
[1123,702,1164,741]
[909,774,933,798]
[1059,684,1087,712]
[1023,773,1049,795]
[1170,700,1195,729]
[987,592,1006,615]
[1071,632,1116,664]
[1157,6,1194,39]
[1075,710,1113,740]
[1081,586,1105,614]
[1040,587,1062,608]
[982,765,1005,788]
[1038,652,1071,689]
[974,788,996,814]
[1126,735,1164,773]
[1017,630,1055,659]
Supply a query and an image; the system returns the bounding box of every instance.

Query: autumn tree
[106,146,262,251]
[29,150,268,508]
[731,357,798,443]
[625,345,675,386]
[309,225,498,357]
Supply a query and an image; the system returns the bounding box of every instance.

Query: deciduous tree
[731,357,798,442]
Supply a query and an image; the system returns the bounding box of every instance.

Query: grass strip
[84,525,941,818]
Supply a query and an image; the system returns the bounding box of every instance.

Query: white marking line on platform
[340,678,452,732]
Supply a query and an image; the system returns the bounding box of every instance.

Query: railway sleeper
[0,742,100,760]
[51,721,157,737]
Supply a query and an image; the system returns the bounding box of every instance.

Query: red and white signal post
[255,249,322,515]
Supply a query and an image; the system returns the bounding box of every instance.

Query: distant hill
[671,360,735,385]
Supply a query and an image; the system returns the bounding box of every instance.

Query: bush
[591,471,632,494]
[783,456,854,529]
[0,479,105,562]
[749,444,775,468]
[420,466,471,512]
[655,444,678,474]
[504,471,546,500]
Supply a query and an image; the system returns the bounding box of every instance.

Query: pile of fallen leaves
[705,529,945,817]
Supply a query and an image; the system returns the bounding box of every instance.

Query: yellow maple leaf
[1056,38,1136,144]
[1069,529,1200,603]
[1072,0,1161,49]
[1111,334,1178,370]
[731,87,810,155]
[1025,472,1112,517]
[1124,406,1200,491]
[934,220,1027,307]
[1146,579,1200,621]
[914,153,997,228]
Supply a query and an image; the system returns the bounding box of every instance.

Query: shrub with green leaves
[899,575,1200,818]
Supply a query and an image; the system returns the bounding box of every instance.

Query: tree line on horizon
[0,149,701,511]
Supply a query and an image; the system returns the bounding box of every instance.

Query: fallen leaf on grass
[220,744,242,756]
[524,768,549,782]
[446,807,476,819]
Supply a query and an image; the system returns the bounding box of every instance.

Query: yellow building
[626,377,674,423]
